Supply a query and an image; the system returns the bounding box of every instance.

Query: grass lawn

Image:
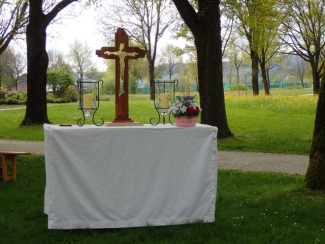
[0,89,317,155]
[0,88,324,243]
[0,155,324,244]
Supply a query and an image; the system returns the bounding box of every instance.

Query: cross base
[104,119,144,126]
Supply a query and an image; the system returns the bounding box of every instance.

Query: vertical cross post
[96,28,147,126]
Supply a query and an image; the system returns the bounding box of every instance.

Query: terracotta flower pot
[175,116,198,127]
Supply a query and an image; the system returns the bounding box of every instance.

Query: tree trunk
[251,50,259,95]
[300,78,304,88]
[311,64,320,94]
[172,0,233,138]
[196,28,232,137]
[304,64,325,191]
[260,59,270,95]
[266,68,271,90]
[20,0,76,125]
[148,59,155,100]
[21,0,50,125]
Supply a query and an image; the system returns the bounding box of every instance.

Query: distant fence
[137,82,308,94]
[137,87,150,94]
[224,82,308,90]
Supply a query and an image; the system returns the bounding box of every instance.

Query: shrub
[6,98,19,104]
[46,94,70,103]
[5,91,27,103]
[64,89,78,102]
[102,77,116,95]
[100,96,110,101]
[288,84,303,89]
[55,97,70,103]
[0,89,5,99]
[47,69,74,98]
[230,82,249,91]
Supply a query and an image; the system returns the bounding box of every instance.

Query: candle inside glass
[83,94,92,109]
[160,94,169,109]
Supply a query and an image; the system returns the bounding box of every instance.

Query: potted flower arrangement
[169,95,202,127]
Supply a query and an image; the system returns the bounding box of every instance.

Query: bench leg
[2,155,18,182]
[12,156,17,180]
[2,156,7,182]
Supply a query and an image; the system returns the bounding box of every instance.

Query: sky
[45,5,186,73]
[47,6,107,71]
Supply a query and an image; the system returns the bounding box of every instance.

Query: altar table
[43,124,218,229]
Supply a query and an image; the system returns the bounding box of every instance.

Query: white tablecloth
[43,123,218,229]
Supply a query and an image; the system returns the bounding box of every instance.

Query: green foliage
[0,91,28,104]
[47,68,74,98]
[0,156,324,243]
[129,74,137,94]
[288,84,304,89]
[174,77,187,92]
[64,88,78,102]
[5,98,19,104]
[6,91,27,101]
[68,40,96,80]
[0,89,5,99]
[101,75,116,95]
[229,82,249,91]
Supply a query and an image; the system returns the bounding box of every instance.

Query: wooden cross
[96,28,147,126]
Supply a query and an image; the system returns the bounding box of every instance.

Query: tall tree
[129,58,148,86]
[8,49,26,90]
[223,60,235,90]
[21,0,77,125]
[159,44,183,79]
[229,0,283,95]
[0,47,25,90]
[224,38,242,85]
[0,0,28,55]
[48,48,71,72]
[0,48,14,89]
[304,63,325,191]
[281,0,325,94]
[98,0,176,100]
[256,0,283,95]
[289,55,308,88]
[68,40,95,80]
[172,0,235,56]
[172,0,233,138]
[229,0,260,95]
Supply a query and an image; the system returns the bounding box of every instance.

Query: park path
[0,139,309,176]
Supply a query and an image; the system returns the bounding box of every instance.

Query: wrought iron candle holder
[77,79,104,127]
[150,79,177,125]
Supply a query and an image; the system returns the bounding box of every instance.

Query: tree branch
[44,0,78,27]
[172,0,199,36]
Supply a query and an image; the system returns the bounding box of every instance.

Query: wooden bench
[0,151,31,182]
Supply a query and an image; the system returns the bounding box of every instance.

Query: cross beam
[96,28,147,125]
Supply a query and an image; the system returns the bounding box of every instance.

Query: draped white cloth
[43,124,218,229]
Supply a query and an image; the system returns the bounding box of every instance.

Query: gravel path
[0,139,309,176]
